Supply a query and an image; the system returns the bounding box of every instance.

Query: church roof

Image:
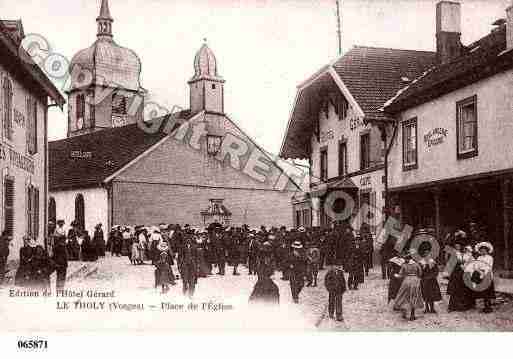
[49,110,193,191]
[67,0,142,93]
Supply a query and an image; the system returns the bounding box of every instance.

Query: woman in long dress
[388,256,405,304]
[419,250,442,314]
[393,249,424,321]
[447,242,475,312]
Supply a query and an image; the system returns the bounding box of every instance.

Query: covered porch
[391,173,513,271]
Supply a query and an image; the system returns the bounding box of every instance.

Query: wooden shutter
[370,191,377,233]
[4,178,14,236]
[34,187,39,239]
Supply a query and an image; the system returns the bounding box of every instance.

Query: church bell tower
[189,41,225,115]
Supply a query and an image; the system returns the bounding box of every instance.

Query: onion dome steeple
[97,0,113,39]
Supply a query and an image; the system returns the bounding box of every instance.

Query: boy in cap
[324,257,346,322]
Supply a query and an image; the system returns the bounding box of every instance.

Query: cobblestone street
[73,256,513,331]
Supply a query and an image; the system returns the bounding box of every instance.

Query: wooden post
[433,187,441,246]
[502,178,511,272]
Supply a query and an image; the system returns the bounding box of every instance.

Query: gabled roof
[280,46,436,159]
[49,110,192,191]
[333,46,436,122]
[0,19,65,107]
[384,24,511,114]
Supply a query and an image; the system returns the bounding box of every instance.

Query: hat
[159,223,167,230]
[475,241,493,254]
[28,238,37,248]
[268,234,276,240]
[298,226,306,233]
[291,241,303,249]
[157,241,169,252]
[455,230,467,239]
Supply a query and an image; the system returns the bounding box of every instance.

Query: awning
[310,177,358,198]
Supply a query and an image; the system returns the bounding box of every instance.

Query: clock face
[76,117,84,130]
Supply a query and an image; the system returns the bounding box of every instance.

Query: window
[3,77,13,140]
[49,197,56,225]
[26,96,38,155]
[338,97,348,120]
[338,141,347,176]
[402,118,418,170]
[206,135,222,155]
[75,194,85,230]
[88,91,95,128]
[112,94,127,115]
[457,95,478,159]
[27,185,39,239]
[76,93,85,121]
[296,210,302,228]
[360,133,370,170]
[360,191,377,234]
[302,209,311,228]
[212,84,216,90]
[4,177,14,236]
[320,148,328,182]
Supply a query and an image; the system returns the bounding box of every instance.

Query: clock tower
[66,0,145,138]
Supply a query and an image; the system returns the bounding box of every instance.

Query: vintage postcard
[1,0,513,339]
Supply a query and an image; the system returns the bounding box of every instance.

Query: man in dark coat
[324,258,346,322]
[53,235,68,290]
[213,231,227,275]
[0,231,12,285]
[288,241,307,303]
[177,235,199,298]
[360,223,373,276]
[247,234,259,275]
[347,235,365,290]
[93,224,106,257]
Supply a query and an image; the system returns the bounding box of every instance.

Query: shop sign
[424,128,448,147]
[360,176,371,187]
[0,144,34,174]
[14,108,25,128]
[320,129,334,143]
[70,151,93,159]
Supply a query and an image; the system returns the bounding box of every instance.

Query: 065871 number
[18,339,48,350]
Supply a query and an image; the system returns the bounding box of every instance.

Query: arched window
[3,76,13,140]
[75,194,85,230]
[49,197,56,224]
[76,93,85,122]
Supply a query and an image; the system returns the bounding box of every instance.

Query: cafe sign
[0,144,34,174]
[424,127,448,147]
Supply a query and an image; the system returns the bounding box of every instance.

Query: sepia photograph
[1,0,513,344]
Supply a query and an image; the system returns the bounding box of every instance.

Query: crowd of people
[0,216,498,325]
[384,222,496,321]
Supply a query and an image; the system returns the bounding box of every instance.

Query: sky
[2,0,511,155]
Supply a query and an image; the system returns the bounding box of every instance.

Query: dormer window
[207,135,222,155]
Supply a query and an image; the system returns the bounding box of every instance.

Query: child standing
[155,252,173,294]
[474,242,495,313]
[419,249,442,314]
[324,261,346,322]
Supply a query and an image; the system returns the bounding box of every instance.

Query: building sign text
[424,128,448,147]
[0,144,35,174]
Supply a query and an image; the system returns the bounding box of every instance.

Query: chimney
[507,2,513,50]
[436,1,462,64]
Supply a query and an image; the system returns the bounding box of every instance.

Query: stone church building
[49,0,299,232]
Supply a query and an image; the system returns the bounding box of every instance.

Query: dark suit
[178,240,199,297]
[325,267,346,320]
